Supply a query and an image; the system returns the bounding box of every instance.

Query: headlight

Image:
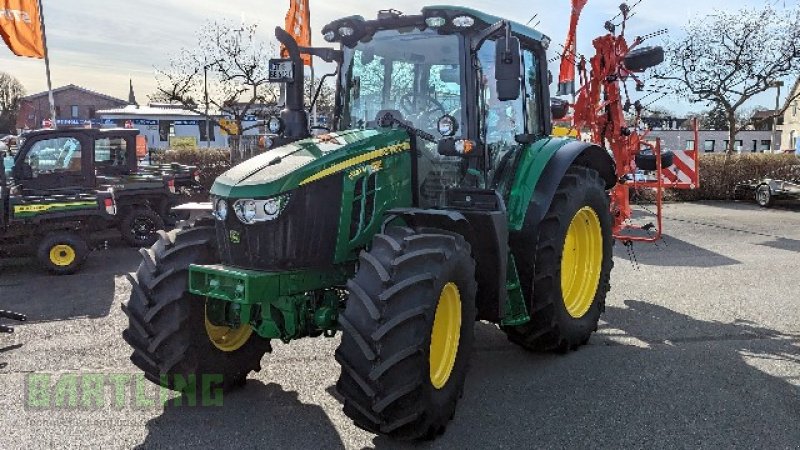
[425,16,446,28]
[234,200,258,224]
[232,194,291,224]
[437,115,458,137]
[452,16,475,28]
[267,116,284,134]
[214,198,228,221]
[323,30,336,42]
[338,26,354,37]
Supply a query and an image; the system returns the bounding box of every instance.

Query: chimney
[128,79,138,107]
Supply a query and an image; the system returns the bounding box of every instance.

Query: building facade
[646,129,777,154]
[16,84,129,131]
[97,104,227,149]
[777,78,800,152]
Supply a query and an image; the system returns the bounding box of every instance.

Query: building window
[71,105,79,118]
[685,140,696,151]
[159,120,173,142]
[704,140,715,152]
[751,140,758,153]
[88,107,96,119]
[760,140,771,152]
[735,140,743,152]
[199,120,215,142]
[54,105,61,117]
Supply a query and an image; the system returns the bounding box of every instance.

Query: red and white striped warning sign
[660,149,699,189]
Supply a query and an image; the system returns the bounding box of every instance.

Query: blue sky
[0,0,790,114]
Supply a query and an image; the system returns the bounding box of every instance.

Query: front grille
[216,175,343,271]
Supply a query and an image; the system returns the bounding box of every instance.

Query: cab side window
[95,137,128,167]
[25,137,82,176]
[522,48,544,136]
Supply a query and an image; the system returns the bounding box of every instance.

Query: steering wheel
[398,93,446,122]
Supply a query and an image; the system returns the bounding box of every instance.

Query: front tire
[506,166,613,352]
[335,226,477,440]
[122,224,271,395]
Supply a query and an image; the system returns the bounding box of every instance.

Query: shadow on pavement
[757,237,800,254]
[370,300,799,449]
[613,234,740,268]
[136,380,344,449]
[0,243,140,323]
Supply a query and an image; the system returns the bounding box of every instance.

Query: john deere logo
[229,230,240,244]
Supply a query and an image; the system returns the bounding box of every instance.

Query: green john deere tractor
[123,6,626,440]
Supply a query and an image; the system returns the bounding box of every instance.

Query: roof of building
[21,84,128,104]
[97,104,222,117]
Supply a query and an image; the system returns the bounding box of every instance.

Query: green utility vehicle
[8,128,201,247]
[0,156,117,274]
[123,7,640,440]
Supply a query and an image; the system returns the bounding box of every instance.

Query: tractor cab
[324,7,552,207]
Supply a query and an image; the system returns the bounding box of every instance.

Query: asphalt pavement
[1,201,798,449]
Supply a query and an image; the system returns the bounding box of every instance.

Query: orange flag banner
[0,0,44,58]
[281,0,312,66]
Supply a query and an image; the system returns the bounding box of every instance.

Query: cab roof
[422,5,549,44]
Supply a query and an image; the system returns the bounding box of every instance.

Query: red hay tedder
[559,1,700,243]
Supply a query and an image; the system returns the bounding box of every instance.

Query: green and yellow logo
[229,230,241,244]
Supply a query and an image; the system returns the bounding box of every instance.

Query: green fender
[506,138,616,232]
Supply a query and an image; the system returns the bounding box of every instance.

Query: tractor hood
[211,128,410,199]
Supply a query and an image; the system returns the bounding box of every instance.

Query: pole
[37,0,56,129]
[773,83,782,153]
[204,65,210,148]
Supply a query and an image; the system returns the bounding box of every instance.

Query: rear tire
[122,224,271,395]
[335,226,477,440]
[120,208,164,248]
[36,232,89,275]
[506,166,613,352]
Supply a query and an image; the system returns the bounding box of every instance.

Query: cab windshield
[338,29,464,136]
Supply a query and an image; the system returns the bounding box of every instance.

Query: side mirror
[551,98,570,120]
[495,36,521,101]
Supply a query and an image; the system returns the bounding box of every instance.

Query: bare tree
[655,4,800,153]
[0,72,25,134]
[154,21,280,154]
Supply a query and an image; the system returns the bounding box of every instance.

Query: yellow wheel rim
[204,305,253,352]
[561,206,603,319]
[429,282,462,389]
[49,244,76,267]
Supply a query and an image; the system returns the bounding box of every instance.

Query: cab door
[15,134,92,191]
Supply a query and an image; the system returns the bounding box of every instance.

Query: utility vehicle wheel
[756,185,774,208]
[122,224,271,395]
[506,166,613,352]
[336,226,477,440]
[36,232,89,275]
[120,208,164,247]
